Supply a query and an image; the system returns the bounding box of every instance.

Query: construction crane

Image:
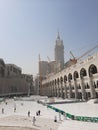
[68,44,98,67]
[69,51,77,65]
[47,56,51,74]
[77,44,98,60]
[39,54,43,96]
[70,51,76,59]
[47,56,51,62]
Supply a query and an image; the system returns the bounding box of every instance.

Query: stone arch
[57,78,60,97]
[87,83,90,89]
[80,68,87,78]
[68,73,72,81]
[64,75,67,83]
[53,80,54,85]
[60,76,63,83]
[94,81,96,88]
[55,79,57,85]
[78,84,81,89]
[57,78,60,84]
[73,71,79,80]
[88,64,97,76]
[54,79,57,96]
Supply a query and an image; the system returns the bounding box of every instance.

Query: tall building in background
[54,32,64,70]
[39,61,48,79]
[0,58,33,97]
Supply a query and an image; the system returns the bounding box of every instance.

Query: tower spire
[57,31,60,39]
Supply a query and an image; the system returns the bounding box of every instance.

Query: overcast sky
[0,0,98,76]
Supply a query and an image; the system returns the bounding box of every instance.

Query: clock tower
[54,32,64,70]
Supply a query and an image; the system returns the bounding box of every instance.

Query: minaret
[54,32,64,70]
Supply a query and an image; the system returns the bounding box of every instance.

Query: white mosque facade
[41,33,98,100]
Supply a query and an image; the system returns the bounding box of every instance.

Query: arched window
[68,73,72,81]
[87,83,90,89]
[57,78,60,84]
[53,80,55,86]
[94,82,96,88]
[74,71,79,80]
[97,81,98,88]
[55,79,57,85]
[60,76,63,83]
[80,68,87,78]
[64,75,67,83]
[88,64,97,76]
[78,84,81,89]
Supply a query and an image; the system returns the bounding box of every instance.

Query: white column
[80,77,86,100]
[89,75,96,98]
[74,79,78,99]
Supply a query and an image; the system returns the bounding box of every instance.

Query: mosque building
[40,33,98,100]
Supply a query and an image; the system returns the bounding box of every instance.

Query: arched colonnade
[42,64,98,100]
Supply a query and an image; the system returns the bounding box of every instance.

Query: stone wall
[0,77,28,96]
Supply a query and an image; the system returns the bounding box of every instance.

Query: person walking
[54,115,57,122]
[38,110,40,115]
[32,116,36,125]
[28,111,30,117]
[14,107,16,112]
[14,103,16,112]
[36,111,38,116]
[2,108,4,114]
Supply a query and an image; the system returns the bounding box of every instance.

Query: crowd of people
[1,99,65,128]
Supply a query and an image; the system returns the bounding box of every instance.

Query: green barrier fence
[75,116,98,122]
[47,104,98,123]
